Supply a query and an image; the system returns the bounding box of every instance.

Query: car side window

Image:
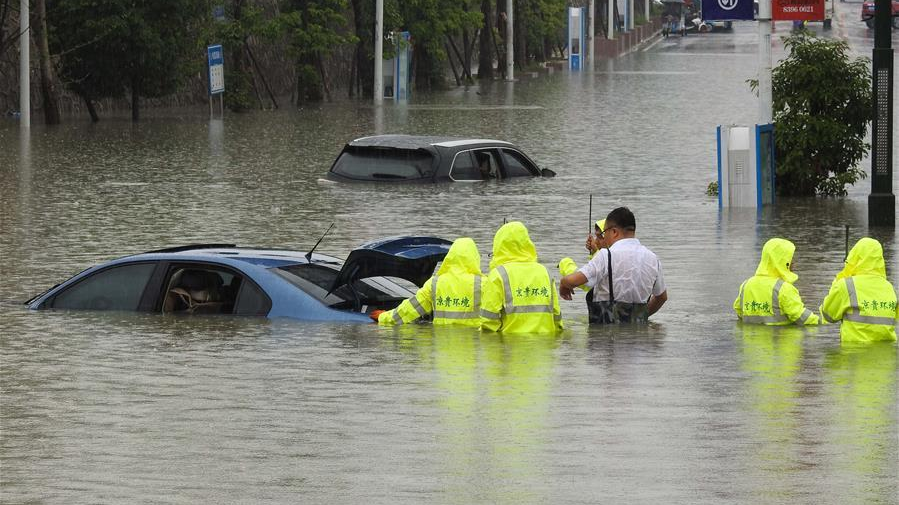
[449,150,481,181]
[161,265,268,315]
[500,149,539,177]
[234,281,271,316]
[472,149,501,180]
[51,263,156,311]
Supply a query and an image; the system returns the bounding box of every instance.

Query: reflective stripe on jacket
[733,238,818,326]
[820,238,897,343]
[734,277,818,325]
[379,237,484,327]
[481,263,562,333]
[480,222,562,334]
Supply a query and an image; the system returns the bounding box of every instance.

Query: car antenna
[306,223,335,262]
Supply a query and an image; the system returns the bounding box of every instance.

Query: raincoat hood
[596,219,606,232]
[437,237,483,276]
[836,237,886,280]
[490,221,537,270]
[755,238,798,284]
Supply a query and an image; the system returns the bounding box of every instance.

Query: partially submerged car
[25,237,452,322]
[326,135,556,183]
[861,0,899,28]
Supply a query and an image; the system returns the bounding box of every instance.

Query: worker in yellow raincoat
[376,237,485,327]
[820,237,897,343]
[480,222,562,333]
[734,238,819,325]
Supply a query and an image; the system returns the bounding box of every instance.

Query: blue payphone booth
[568,7,585,70]
[717,123,776,208]
[383,31,412,100]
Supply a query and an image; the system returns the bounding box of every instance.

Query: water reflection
[738,323,808,500]
[823,342,898,503]
[386,327,559,503]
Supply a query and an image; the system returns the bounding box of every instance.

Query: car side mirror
[541,168,556,178]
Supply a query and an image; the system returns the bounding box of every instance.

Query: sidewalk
[594,18,664,59]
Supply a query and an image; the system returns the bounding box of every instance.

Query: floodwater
[1,10,897,504]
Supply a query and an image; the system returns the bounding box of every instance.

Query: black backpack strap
[607,249,614,303]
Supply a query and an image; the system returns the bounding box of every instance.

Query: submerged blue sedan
[25,237,452,322]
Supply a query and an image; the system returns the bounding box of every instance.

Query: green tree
[280,0,355,103]
[751,33,873,196]
[51,0,206,122]
[399,0,481,90]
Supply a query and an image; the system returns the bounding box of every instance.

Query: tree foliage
[50,0,206,121]
[279,0,355,102]
[751,33,873,196]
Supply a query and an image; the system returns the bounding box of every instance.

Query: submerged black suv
[326,135,556,183]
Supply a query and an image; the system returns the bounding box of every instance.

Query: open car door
[329,236,453,295]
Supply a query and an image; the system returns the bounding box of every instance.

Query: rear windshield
[330,147,434,180]
[272,264,414,306]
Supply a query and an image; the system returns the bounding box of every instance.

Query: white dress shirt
[579,238,666,303]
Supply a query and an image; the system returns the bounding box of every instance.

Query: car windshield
[330,147,433,180]
[272,264,414,306]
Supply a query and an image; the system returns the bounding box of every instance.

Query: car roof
[348,134,514,150]
[125,245,342,268]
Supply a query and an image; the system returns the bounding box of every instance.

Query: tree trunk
[351,0,373,98]
[246,41,278,109]
[445,41,461,86]
[514,0,526,69]
[78,90,99,123]
[131,77,140,122]
[34,0,60,124]
[462,28,472,82]
[478,0,494,80]
[447,35,471,81]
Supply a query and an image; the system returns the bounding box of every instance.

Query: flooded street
[1,12,897,504]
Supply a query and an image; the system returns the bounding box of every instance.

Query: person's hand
[560,285,574,301]
[369,309,386,322]
[585,236,597,254]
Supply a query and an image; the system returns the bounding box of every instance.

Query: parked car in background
[861,0,899,28]
[25,237,453,322]
[326,135,556,183]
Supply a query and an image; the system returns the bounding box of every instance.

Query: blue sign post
[701,0,754,20]
[568,7,585,70]
[207,44,225,118]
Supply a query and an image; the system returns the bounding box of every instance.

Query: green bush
[750,33,873,196]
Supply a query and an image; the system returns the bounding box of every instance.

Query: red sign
[773,0,826,20]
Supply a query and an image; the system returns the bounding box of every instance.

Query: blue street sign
[207,44,225,96]
[702,0,754,21]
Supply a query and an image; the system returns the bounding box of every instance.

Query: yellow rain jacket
[557,219,606,292]
[379,237,485,327]
[481,222,562,333]
[820,238,898,343]
[734,238,819,325]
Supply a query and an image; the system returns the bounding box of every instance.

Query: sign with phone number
[773,0,826,20]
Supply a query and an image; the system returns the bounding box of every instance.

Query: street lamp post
[374,0,383,104]
[758,0,772,125]
[869,0,895,227]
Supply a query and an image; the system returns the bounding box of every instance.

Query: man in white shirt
[559,207,667,323]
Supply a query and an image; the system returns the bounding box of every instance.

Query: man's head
[593,219,608,249]
[600,207,636,245]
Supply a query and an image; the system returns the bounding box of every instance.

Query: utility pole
[589,0,595,67]
[869,0,895,227]
[20,0,30,128]
[608,0,615,39]
[505,0,514,80]
[374,0,383,104]
[757,0,772,124]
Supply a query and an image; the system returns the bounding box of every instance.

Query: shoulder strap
[607,249,614,303]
